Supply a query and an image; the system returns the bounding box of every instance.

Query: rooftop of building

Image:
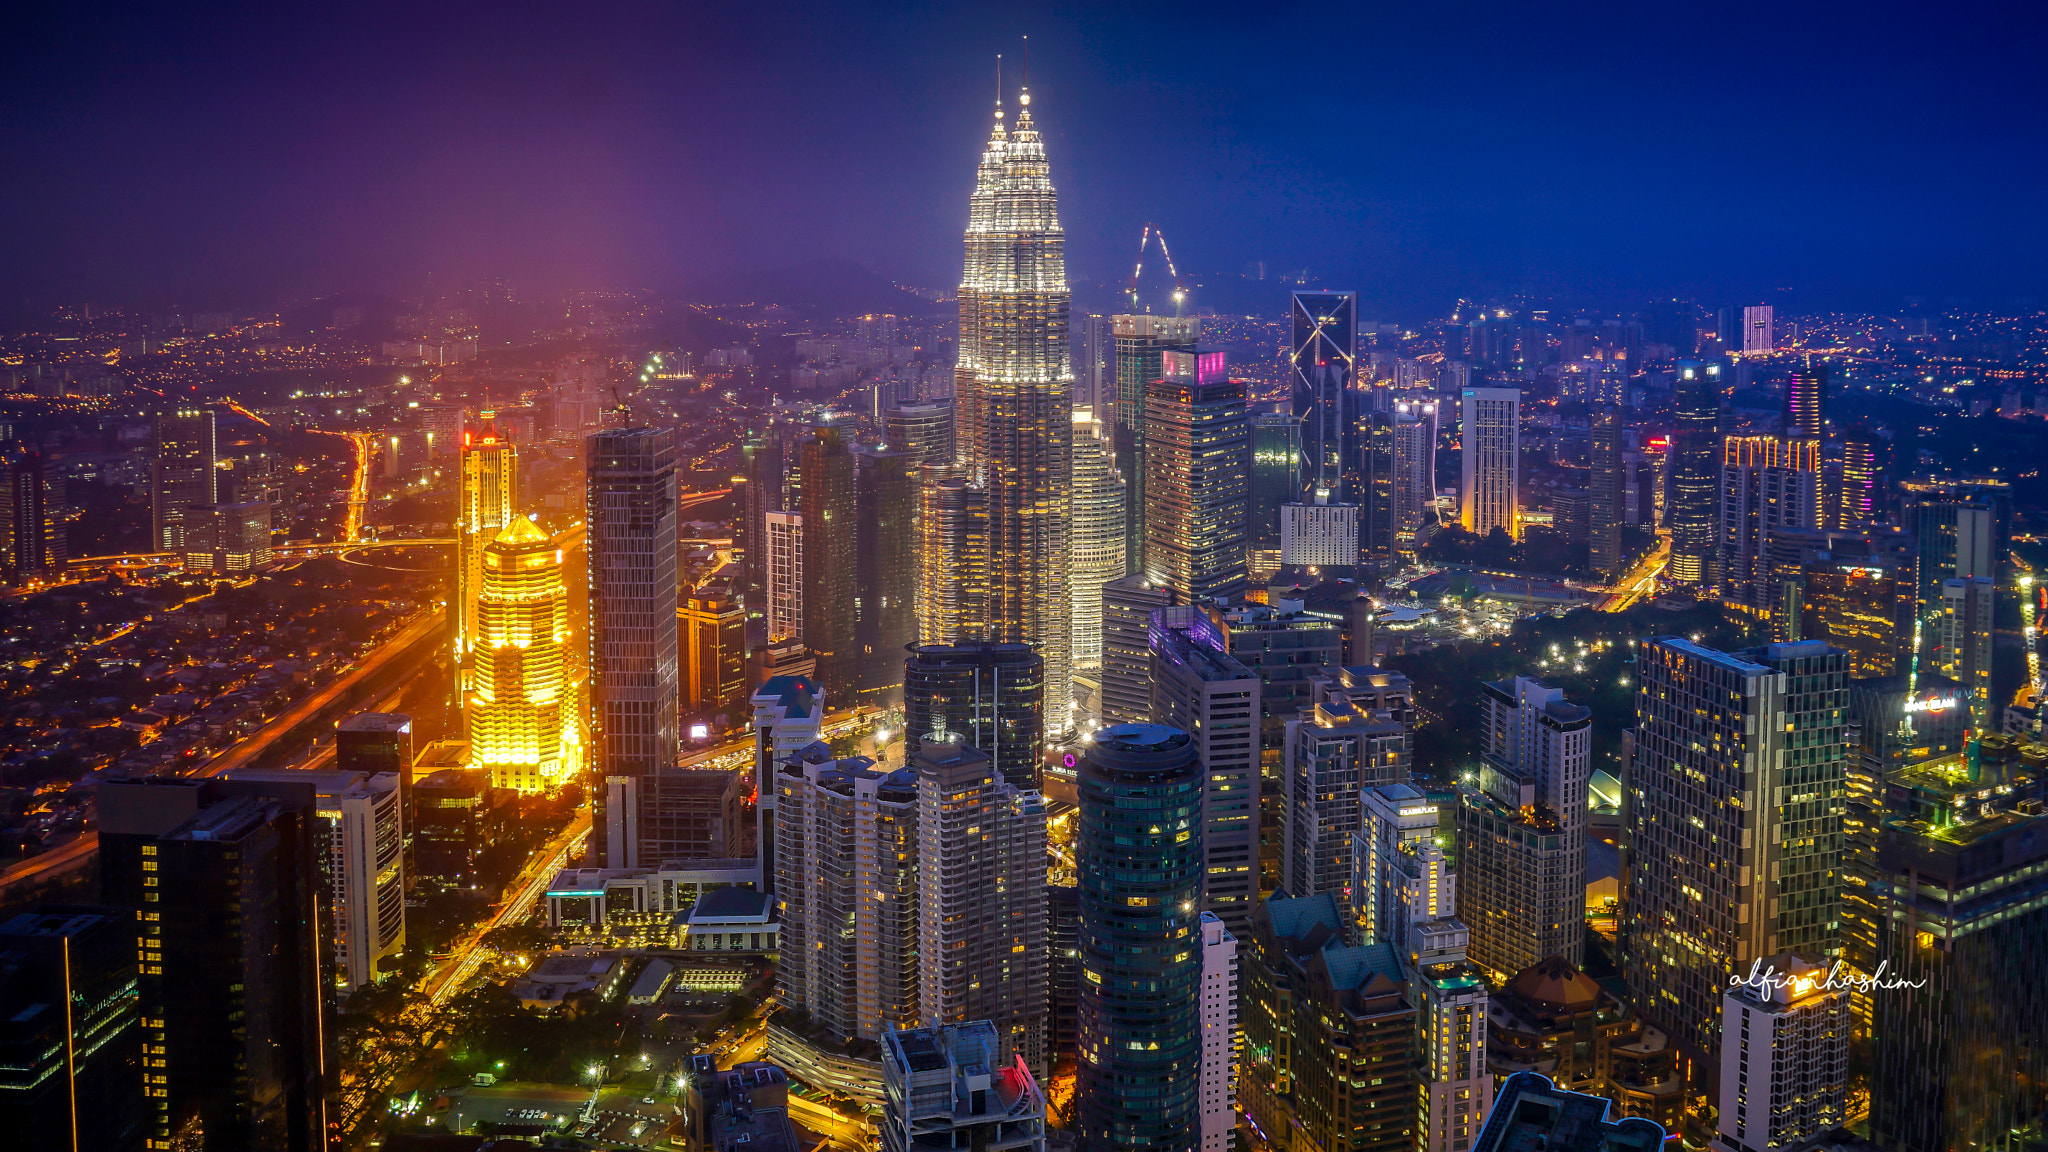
[0,906,124,938]
[1474,1071,1666,1152]
[1260,891,1349,953]
[753,675,819,716]
[338,712,412,733]
[690,886,772,923]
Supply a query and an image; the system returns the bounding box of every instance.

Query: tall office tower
[955,83,1074,735]
[884,399,956,467]
[855,445,916,700]
[1357,410,1398,568]
[1776,530,1918,673]
[1667,362,1725,584]
[914,736,1049,1075]
[772,751,919,1043]
[749,675,824,891]
[1717,435,1821,607]
[798,422,858,689]
[1741,305,1774,355]
[415,401,463,459]
[1938,576,1995,729]
[1249,406,1301,575]
[1111,314,1200,572]
[1460,388,1520,539]
[1352,783,1451,946]
[1197,913,1239,1152]
[0,907,145,1152]
[1077,312,1113,415]
[1243,893,1420,1152]
[1353,786,1495,1152]
[182,500,273,574]
[221,766,406,991]
[1291,291,1358,501]
[588,428,680,870]
[1144,353,1250,603]
[1785,363,1827,438]
[0,445,66,584]
[98,778,330,1152]
[739,424,784,600]
[1454,677,1590,977]
[1832,428,1879,530]
[1047,886,1081,1064]
[1474,1073,1667,1152]
[1904,477,2006,667]
[1075,725,1203,1152]
[151,404,217,553]
[1391,400,1438,555]
[1588,406,1623,577]
[765,509,804,642]
[881,1021,1049,1152]
[1150,607,1262,933]
[456,413,517,687]
[1282,666,1414,900]
[1861,756,2047,1152]
[1714,954,1848,1152]
[468,518,569,793]
[903,642,1044,788]
[1279,496,1360,569]
[1069,410,1125,669]
[682,590,748,720]
[914,469,986,644]
[1624,638,1847,1074]
[1097,574,1180,726]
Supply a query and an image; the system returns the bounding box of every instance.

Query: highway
[1597,533,1670,613]
[421,811,592,1007]
[0,608,446,900]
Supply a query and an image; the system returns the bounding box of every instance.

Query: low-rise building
[1471,1071,1665,1152]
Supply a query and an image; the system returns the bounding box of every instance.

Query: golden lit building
[469,517,570,792]
[457,412,518,688]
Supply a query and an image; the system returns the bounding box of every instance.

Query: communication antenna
[1128,223,1187,315]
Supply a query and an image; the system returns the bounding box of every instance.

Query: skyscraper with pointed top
[956,66,1073,735]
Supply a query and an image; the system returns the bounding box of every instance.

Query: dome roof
[1507,955,1602,1012]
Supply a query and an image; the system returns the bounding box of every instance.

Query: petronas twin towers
[952,82,1073,731]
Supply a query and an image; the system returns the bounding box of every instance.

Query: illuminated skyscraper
[957,78,1073,733]
[1076,725,1204,1152]
[1589,406,1623,577]
[1624,638,1847,1074]
[1391,400,1438,555]
[0,445,66,584]
[1785,363,1827,438]
[1143,352,1249,603]
[151,404,217,552]
[587,427,679,869]
[1112,314,1200,572]
[904,642,1044,789]
[1460,388,1520,539]
[915,468,985,644]
[682,589,748,720]
[1291,291,1357,502]
[766,510,804,643]
[469,517,569,793]
[1741,305,1774,355]
[884,400,956,467]
[457,413,517,685]
[1937,577,1995,730]
[1069,410,1125,667]
[1667,362,1724,584]
[1718,434,1821,608]
[1832,428,1880,530]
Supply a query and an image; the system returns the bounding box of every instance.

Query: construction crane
[1127,223,1187,316]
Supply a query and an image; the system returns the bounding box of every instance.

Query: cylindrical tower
[1076,723,1203,1152]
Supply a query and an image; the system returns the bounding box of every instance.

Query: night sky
[5,0,2045,314]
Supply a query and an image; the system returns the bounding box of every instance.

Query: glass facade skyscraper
[1076,724,1203,1152]
[1667,361,1723,584]
[1290,291,1357,500]
[1142,353,1249,604]
[1112,314,1200,574]
[903,641,1045,789]
[1249,407,1300,574]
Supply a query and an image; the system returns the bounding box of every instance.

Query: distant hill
[681,259,943,320]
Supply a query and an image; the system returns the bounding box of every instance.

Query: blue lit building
[1075,724,1204,1152]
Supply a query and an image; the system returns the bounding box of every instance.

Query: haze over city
[0,5,2043,1152]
